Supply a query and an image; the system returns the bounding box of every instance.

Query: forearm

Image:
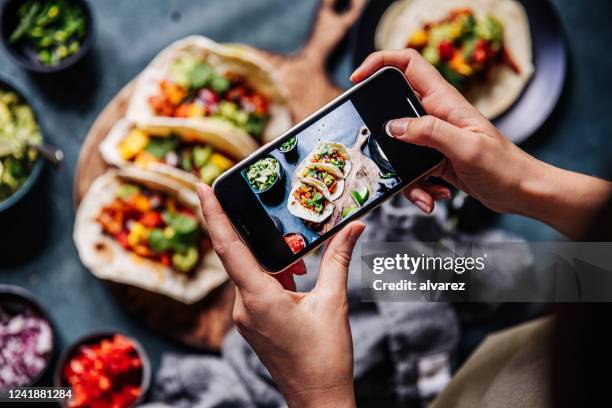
[516,159,612,239]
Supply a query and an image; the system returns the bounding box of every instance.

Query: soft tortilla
[287,180,335,223]
[100,119,247,190]
[376,0,534,119]
[308,141,353,178]
[73,168,227,304]
[126,35,292,144]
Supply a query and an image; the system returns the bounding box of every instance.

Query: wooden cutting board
[74,0,367,350]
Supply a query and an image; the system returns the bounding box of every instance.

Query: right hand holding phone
[351,49,545,216]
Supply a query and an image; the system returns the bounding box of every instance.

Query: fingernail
[386,119,409,137]
[414,200,432,214]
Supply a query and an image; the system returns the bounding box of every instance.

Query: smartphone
[213,67,444,272]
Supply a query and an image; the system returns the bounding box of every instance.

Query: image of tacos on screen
[308,141,352,178]
[287,180,335,223]
[375,0,534,119]
[297,162,345,201]
[127,36,292,146]
[100,119,244,189]
[74,168,227,304]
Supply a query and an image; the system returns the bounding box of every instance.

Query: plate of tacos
[352,0,567,143]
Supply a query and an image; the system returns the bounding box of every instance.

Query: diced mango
[161,81,187,105]
[209,153,234,171]
[128,222,149,247]
[130,194,151,212]
[119,129,150,160]
[188,103,206,117]
[450,53,473,76]
[408,29,428,48]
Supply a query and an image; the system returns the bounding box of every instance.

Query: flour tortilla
[297,162,345,201]
[308,141,352,178]
[127,35,292,145]
[287,180,335,223]
[73,168,227,304]
[100,119,247,190]
[376,0,534,119]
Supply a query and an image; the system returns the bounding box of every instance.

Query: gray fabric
[142,197,532,407]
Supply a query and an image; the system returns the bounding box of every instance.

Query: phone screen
[241,99,400,256]
[214,67,443,271]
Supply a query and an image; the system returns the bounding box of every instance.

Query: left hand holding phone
[198,183,363,408]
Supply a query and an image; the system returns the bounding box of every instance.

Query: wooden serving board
[74,0,367,350]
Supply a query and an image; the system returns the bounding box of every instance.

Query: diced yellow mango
[128,222,149,247]
[131,194,151,212]
[450,54,473,76]
[119,129,150,160]
[188,103,206,117]
[209,153,234,171]
[408,29,428,47]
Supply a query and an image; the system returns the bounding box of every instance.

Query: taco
[73,168,227,304]
[297,162,345,201]
[375,0,533,119]
[287,180,335,223]
[308,141,352,178]
[127,36,292,145]
[100,119,245,190]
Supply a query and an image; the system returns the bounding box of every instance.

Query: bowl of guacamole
[0,79,43,213]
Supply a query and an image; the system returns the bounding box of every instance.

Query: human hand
[198,184,363,408]
[351,49,544,216]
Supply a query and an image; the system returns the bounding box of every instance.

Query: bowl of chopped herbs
[1,0,94,73]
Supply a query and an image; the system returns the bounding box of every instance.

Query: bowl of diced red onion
[0,284,54,390]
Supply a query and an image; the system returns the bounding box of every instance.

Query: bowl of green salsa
[0,0,94,73]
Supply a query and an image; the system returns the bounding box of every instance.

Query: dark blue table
[1,0,612,381]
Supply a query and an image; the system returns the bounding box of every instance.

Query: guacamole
[0,89,42,202]
[246,157,280,192]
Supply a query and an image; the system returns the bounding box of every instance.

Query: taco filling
[301,167,339,195]
[148,56,270,140]
[293,183,328,214]
[96,183,210,274]
[406,8,519,90]
[117,129,234,185]
[310,145,347,173]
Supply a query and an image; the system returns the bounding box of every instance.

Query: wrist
[516,157,612,239]
[284,383,356,408]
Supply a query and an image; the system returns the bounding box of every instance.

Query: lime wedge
[342,206,358,218]
[351,185,369,206]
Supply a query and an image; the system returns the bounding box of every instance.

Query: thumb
[316,222,366,295]
[386,116,472,161]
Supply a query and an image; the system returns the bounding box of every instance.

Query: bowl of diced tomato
[54,332,151,408]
